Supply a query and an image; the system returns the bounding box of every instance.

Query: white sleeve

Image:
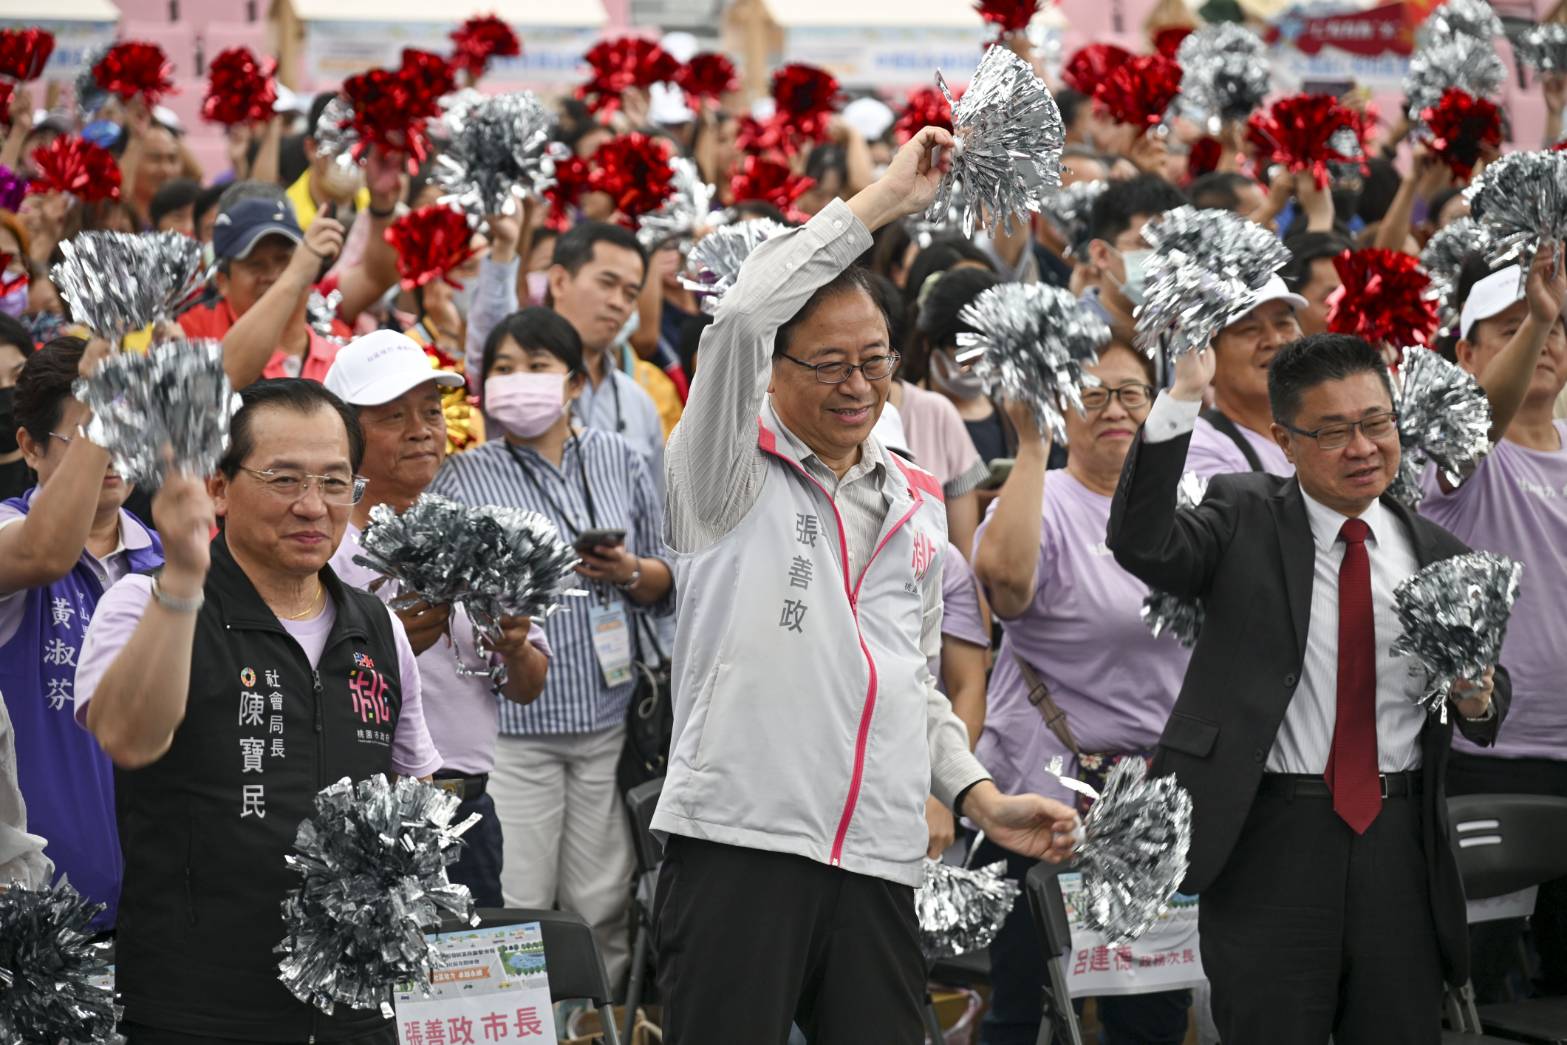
[1142,392,1202,444]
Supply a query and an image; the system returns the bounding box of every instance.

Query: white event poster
[395,923,556,1044]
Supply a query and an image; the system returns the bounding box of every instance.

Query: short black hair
[1056,88,1090,130]
[901,237,995,318]
[1267,333,1393,425]
[218,379,364,476]
[804,143,848,186]
[866,221,912,283]
[1187,171,1258,212]
[149,177,202,227]
[193,182,226,234]
[1089,175,1188,244]
[306,92,337,142]
[1282,231,1352,292]
[906,265,999,383]
[0,312,32,356]
[14,336,84,446]
[1356,158,1401,225]
[863,269,909,354]
[551,221,647,282]
[481,306,587,392]
[774,266,891,360]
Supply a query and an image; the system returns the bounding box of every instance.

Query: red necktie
[1326,517,1381,834]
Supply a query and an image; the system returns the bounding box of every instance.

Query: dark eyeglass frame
[1079,382,1155,412]
[778,350,902,385]
[1279,410,1400,451]
[237,466,369,505]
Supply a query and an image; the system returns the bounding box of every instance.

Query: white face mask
[1115,248,1153,308]
[929,350,987,400]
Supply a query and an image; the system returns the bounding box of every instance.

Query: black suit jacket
[1106,429,1511,986]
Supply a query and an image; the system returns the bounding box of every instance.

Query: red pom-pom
[577,37,681,116]
[202,47,277,127]
[544,154,591,231]
[975,0,1041,39]
[0,253,26,295]
[1326,248,1439,349]
[341,51,451,171]
[587,133,676,223]
[771,63,840,135]
[676,52,738,109]
[1420,88,1501,182]
[93,41,174,106]
[0,28,55,82]
[1062,44,1131,95]
[26,135,120,202]
[1187,136,1223,181]
[449,15,521,79]
[1245,94,1363,189]
[386,205,479,291]
[729,155,816,213]
[895,85,955,143]
[1153,26,1194,60]
[0,82,13,125]
[735,113,791,156]
[1093,54,1182,129]
[400,48,457,111]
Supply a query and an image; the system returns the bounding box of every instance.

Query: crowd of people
[0,7,1565,1044]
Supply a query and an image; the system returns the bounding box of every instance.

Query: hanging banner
[297,21,597,92]
[1263,1,1421,91]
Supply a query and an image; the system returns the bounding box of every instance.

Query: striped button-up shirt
[427,429,674,735]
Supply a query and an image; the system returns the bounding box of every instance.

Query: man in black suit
[1107,333,1508,1044]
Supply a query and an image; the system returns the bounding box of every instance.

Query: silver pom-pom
[1403,35,1506,117]
[74,45,108,116]
[637,156,716,250]
[1387,348,1492,509]
[0,879,118,1045]
[52,231,211,341]
[1135,206,1291,362]
[680,218,790,314]
[1052,758,1192,944]
[277,775,479,1017]
[1421,216,1494,335]
[916,860,1021,960]
[954,282,1110,443]
[1467,150,1567,290]
[1142,471,1208,646]
[1390,552,1521,719]
[1416,0,1503,49]
[1513,23,1567,74]
[311,95,361,177]
[72,339,238,487]
[433,87,487,141]
[433,92,561,219]
[307,288,346,342]
[928,44,1064,237]
[1176,23,1271,126]
[1040,179,1108,260]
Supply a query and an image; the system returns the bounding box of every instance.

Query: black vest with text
[115,534,404,1041]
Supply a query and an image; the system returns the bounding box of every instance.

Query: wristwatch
[1461,701,1496,723]
[151,576,204,614]
[615,560,643,592]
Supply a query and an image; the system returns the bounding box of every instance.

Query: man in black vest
[78,379,442,1044]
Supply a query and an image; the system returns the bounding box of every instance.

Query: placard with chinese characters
[1058,872,1207,998]
[395,923,556,1045]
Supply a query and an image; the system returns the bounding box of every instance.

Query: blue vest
[0,489,163,926]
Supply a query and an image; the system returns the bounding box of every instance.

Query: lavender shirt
[75,575,443,778]
[331,524,551,776]
[1418,421,1567,761]
[932,542,989,687]
[1186,413,1293,480]
[974,470,1191,804]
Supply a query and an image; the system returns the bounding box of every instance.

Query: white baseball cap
[324,330,464,406]
[1459,264,1524,341]
[1224,274,1308,327]
[842,97,896,143]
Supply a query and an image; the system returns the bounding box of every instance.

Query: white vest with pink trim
[653,406,949,887]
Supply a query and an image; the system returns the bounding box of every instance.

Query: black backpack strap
[1201,409,1265,473]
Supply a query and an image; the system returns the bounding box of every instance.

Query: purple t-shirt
[1418,421,1567,761]
[932,542,989,687]
[1186,413,1293,480]
[75,575,443,778]
[331,523,551,775]
[974,470,1191,804]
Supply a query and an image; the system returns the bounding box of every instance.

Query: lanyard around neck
[503,435,600,536]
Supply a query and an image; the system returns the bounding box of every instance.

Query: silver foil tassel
[1513,23,1567,74]
[1467,150,1567,291]
[928,44,1064,237]
[680,218,790,314]
[954,282,1109,443]
[433,91,561,219]
[1403,35,1506,118]
[1416,0,1503,49]
[276,775,480,1017]
[311,95,362,177]
[307,288,346,342]
[0,878,118,1045]
[1141,471,1209,646]
[52,231,211,340]
[1040,179,1108,260]
[1420,216,1494,336]
[637,156,716,250]
[72,339,239,487]
[1387,347,1492,509]
[1390,552,1522,717]
[916,860,1021,960]
[1176,23,1270,126]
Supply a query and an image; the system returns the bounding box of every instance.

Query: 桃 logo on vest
[239,667,256,688]
[910,531,937,582]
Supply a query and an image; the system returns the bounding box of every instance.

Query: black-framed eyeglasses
[778,351,901,385]
[1079,383,1154,412]
[238,466,368,505]
[1280,411,1399,451]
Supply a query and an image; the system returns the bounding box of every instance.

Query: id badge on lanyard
[588,597,634,688]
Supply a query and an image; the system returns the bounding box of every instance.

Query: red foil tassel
[1062,44,1132,96]
[771,62,840,143]
[577,37,681,116]
[400,48,458,109]
[202,47,277,127]
[1186,136,1223,181]
[386,205,479,291]
[729,155,816,212]
[895,84,955,143]
[340,51,451,172]
[449,15,521,79]
[0,254,26,296]
[676,52,739,108]
[1093,54,1182,129]
[1245,93,1363,189]
[975,0,1041,40]
[587,133,676,223]
[0,28,55,82]
[93,41,175,106]
[1420,88,1501,182]
[26,135,121,202]
[544,154,591,231]
[1326,248,1439,349]
[1153,26,1194,60]
[0,82,12,125]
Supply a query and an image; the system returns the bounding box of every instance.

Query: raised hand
[1526,240,1567,324]
[1171,345,1216,403]
[847,125,956,232]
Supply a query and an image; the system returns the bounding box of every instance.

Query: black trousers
[1199,782,1443,1045]
[1447,751,1567,1000]
[653,835,926,1044]
[448,790,505,908]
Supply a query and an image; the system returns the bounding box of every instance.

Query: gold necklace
[280,583,325,621]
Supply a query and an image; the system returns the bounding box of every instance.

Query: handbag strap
[630,610,668,667]
[1014,650,1081,757]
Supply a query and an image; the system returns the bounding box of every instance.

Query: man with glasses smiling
[76,379,440,1045]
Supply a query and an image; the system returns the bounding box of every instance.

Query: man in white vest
[656,127,1081,1041]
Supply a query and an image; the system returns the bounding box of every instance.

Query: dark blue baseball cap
[211,198,304,261]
